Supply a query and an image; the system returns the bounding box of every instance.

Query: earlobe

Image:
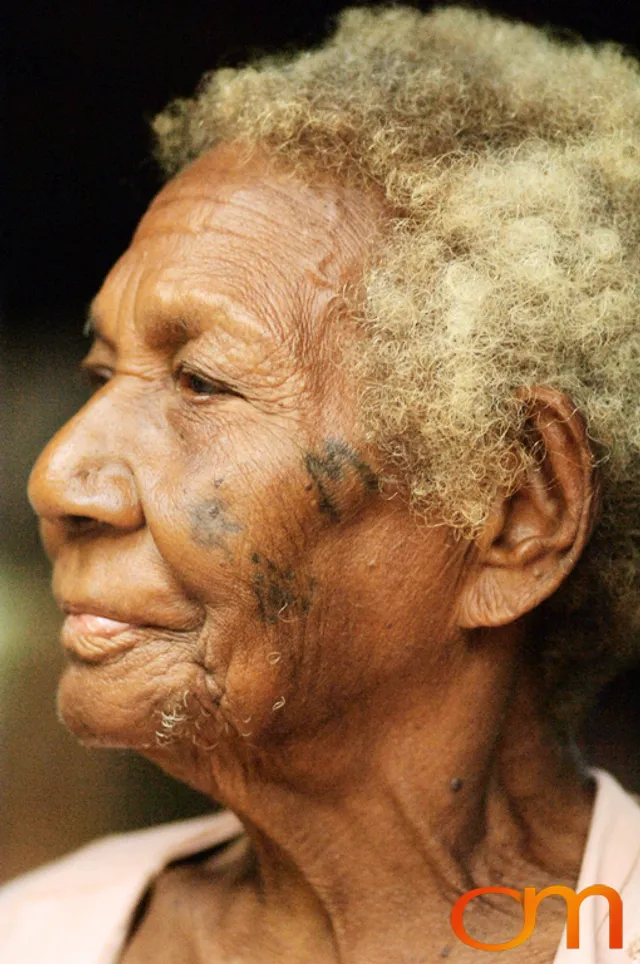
[457,386,598,630]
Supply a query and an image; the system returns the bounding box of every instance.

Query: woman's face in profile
[27,145,464,789]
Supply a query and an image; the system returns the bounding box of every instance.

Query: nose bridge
[28,388,144,530]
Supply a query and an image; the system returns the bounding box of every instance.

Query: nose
[28,402,145,557]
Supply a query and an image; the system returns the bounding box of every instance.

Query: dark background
[6,0,640,344]
[3,0,640,881]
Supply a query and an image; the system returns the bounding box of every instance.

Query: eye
[173,364,238,400]
[80,364,113,392]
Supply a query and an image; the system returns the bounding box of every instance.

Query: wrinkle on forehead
[139,146,382,281]
[135,197,367,296]
[95,145,382,367]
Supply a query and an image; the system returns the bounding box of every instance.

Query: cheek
[129,427,398,740]
[134,454,316,703]
[276,509,464,706]
[144,427,324,608]
[144,467,250,592]
[190,545,321,737]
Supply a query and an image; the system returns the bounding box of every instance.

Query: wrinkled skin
[29,146,597,963]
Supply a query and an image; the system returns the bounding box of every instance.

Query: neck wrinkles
[189,628,594,962]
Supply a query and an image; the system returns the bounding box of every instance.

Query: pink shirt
[1,769,639,962]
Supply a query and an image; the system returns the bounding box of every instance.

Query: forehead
[93,147,380,354]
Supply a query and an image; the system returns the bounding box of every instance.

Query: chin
[56,626,217,746]
[55,655,229,786]
[56,662,154,748]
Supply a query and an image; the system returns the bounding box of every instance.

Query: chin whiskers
[153,682,261,750]
[154,692,191,746]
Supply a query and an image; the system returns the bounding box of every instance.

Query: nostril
[67,515,101,534]
[30,454,145,532]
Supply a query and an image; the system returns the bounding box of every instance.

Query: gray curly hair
[152,5,640,728]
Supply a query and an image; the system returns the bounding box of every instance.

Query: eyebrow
[143,302,267,352]
[143,314,197,352]
[83,299,269,356]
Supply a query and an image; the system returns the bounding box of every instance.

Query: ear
[457,386,600,629]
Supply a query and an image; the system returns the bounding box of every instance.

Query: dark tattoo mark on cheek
[305,439,378,521]
[189,498,243,551]
[251,552,315,624]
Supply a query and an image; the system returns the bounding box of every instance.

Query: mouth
[61,607,143,663]
[57,582,204,664]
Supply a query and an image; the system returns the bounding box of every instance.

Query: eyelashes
[77,360,244,403]
[173,363,243,400]
[79,363,113,392]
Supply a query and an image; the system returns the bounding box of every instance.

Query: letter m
[525,885,623,949]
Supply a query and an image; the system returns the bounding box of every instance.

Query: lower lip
[62,613,137,663]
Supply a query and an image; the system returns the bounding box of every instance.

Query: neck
[150,628,595,963]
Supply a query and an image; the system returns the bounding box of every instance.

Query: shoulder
[0,810,243,963]
[0,810,242,902]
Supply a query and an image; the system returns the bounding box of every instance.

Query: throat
[134,647,595,964]
[211,687,593,963]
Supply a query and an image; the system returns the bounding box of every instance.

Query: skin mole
[189,498,243,551]
[305,439,378,521]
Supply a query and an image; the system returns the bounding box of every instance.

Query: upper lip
[52,555,205,633]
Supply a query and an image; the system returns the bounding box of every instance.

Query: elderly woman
[2,5,640,962]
